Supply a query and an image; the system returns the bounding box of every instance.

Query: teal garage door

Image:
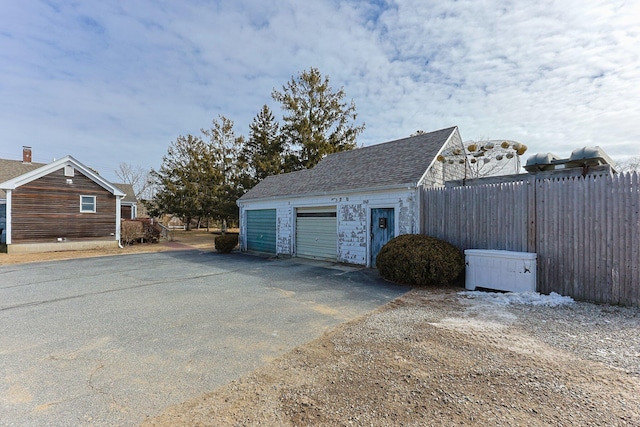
[296,207,337,261]
[246,209,276,254]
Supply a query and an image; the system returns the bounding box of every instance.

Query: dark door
[121,205,132,220]
[371,208,395,267]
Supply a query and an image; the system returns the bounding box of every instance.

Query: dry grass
[0,229,225,266]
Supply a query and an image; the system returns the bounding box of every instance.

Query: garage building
[236,126,466,267]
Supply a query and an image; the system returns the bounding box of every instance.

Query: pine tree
[272,67,364,170]
[242,105,284,185]
[148,116,246,227]
[201,115,246,221]
[147,134,219,230]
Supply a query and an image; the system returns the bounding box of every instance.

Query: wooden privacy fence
[422,172,640,307]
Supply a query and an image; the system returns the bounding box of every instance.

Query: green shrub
[215,234,238,253]
[376,234,464,286]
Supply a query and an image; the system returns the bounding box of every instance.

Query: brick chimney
[23,146,32,163]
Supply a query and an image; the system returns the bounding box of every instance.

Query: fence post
[527,175,536,254]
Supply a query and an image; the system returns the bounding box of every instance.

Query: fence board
[627,172,640,306]
[612,174,622,304]
[423,172,640,306]
[597,175,608,303]
[622,173,629,304]
[572,177,583,300]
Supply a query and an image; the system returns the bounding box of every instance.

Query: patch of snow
[459,291,574,307]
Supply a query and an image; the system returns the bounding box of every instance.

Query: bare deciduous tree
[615,156,640,173]
[115,163,153,200]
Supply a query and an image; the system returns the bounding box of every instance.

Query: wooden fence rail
[422,172,640,307]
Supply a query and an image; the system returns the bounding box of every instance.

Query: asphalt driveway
[0,250,407,426]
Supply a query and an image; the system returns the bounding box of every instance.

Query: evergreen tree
[147,134,219,230]
[272,67,365,170]
[242,105,284,185]
[148,116,246,228]
[201,115,246,221]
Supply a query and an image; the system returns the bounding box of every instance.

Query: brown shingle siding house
[0,152,125,253]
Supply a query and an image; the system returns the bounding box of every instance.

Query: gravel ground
[144,288,640,426]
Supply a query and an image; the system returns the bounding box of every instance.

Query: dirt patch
[143,289,640,426]
[0,229,222,265]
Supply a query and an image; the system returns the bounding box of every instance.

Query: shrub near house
[120,219,161,246]
[376,234,464,286]
[215,234,238,253]
[120,221,143,246]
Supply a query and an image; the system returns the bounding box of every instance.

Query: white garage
[237,127,467,266]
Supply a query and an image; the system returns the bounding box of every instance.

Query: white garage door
[296,206,337,261]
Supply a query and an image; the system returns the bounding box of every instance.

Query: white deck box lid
[464,249,537,293]
[464,249,537,260]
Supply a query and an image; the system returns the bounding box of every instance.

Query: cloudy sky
[1,0,638,181]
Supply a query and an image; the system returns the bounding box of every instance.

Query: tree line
[132,68,365,229]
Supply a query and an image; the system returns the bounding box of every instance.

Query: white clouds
[0,0,638,179]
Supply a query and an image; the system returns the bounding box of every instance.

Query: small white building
[236,126,466,267]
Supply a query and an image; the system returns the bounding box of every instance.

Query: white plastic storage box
[464,249,537,293]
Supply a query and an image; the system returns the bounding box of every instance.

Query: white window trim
[80,195,97,213]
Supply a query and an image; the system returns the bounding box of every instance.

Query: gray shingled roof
[112,183,138,203]
[0,159,46,199]
[239,126,456,200]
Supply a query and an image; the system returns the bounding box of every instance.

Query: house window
[80,195,96,213]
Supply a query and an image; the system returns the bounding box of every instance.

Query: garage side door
[246,209,276,254]
[296,207,337,260]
